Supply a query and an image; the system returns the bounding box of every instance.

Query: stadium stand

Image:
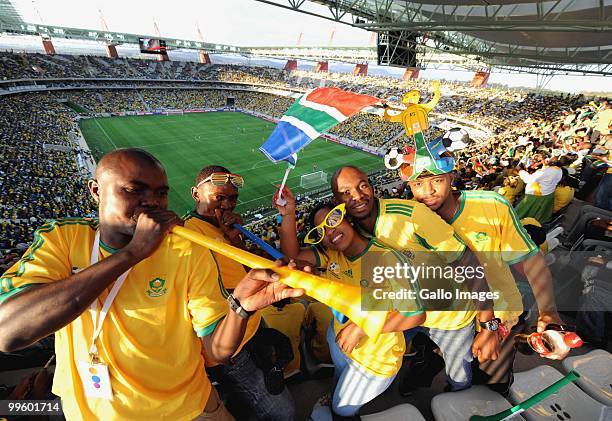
[0,49,610,421]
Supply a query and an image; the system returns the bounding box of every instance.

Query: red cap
[564,332,583,348]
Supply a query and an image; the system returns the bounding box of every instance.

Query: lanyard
[88,230,132,362]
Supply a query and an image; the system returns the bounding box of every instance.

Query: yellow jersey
[0,218,227,421]
[183,212,262,357]
[311,239,424,377]
[260,302,306,376]
[303,302,333,363]
[449,191,539,325]
[365,198,466,263]
[553,186,574,213]
[363,198,473,331]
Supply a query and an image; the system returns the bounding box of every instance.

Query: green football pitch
[79,112,383,215]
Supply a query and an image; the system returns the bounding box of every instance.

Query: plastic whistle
[172,226,386,339]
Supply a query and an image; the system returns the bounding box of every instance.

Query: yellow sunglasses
[304,203,346,245]
[196,172,244,189]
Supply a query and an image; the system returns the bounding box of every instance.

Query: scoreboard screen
[139,38,167,54]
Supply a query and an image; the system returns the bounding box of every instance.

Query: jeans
[404,322,475,391]
[326,323,396,418]
[208,347,295,421]
[576,265,612,342]
[473,318,525,397]
[595,173,612,211]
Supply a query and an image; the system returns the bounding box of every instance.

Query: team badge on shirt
[146,277,168,297]
[475,232,489,242]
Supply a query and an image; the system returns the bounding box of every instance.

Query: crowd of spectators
[55,89,294,117]
[0,52,215,81]
[0,92,96,268]
[448,98,610,197]
[4,52,588,150]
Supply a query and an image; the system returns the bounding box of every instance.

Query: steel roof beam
[354,21,612,31]
[551,0,578,20]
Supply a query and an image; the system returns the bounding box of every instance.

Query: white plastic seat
[431,385,525,421]
[362,403,426,421]
[562,349,612,406]
[509,365,611,421]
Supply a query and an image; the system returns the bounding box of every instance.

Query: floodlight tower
[152,18,170,61]
[314,30,332,73]
[98,8,119,59]
[196,22,211,64]
[283,32,301,71]
[30,0,55,55]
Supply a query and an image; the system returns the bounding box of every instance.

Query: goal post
[300,171,327,189]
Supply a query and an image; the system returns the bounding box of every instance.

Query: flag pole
[276,161,294,206]
[233,223,284,260]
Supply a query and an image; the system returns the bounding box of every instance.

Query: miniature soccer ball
[384,147,404,170]
[442,127,470,151]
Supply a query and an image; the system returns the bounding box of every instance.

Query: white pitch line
[247,159,273,170]
[93,118,118,150]
[236,194,276,207]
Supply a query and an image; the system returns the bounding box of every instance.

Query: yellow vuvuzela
[172,226,386,339]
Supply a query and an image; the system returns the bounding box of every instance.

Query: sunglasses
[304,203,346,245]
[196,172,244,189]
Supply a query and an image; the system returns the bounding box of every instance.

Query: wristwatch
[479,318,502,332]
[227,294,254,319]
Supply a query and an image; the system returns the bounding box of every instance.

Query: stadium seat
[562,349,612,406]
[509,365,611,421]
[362,403,426,421]
[431,385,524,421]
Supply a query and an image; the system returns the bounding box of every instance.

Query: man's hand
[336,322,366,354]
[125,209,182,261]
[537,310,564,333]
[472,330,500,363]
[214,209,244,247]
[232,260,306,312]
[272,185,296,216]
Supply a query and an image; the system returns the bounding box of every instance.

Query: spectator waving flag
[259,87,380,164]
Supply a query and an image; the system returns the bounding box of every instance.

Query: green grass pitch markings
[79,112,383,215]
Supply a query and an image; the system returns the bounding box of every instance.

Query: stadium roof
[2,0,610,75]
[257,0,612,75]
[0,0,238,52]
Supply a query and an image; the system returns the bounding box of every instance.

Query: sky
[7,0,612,94]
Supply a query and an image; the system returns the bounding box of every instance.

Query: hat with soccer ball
[384,132,456,181]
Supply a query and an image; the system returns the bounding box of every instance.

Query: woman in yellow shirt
[553,169,575,214]
[274,186,425,419]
